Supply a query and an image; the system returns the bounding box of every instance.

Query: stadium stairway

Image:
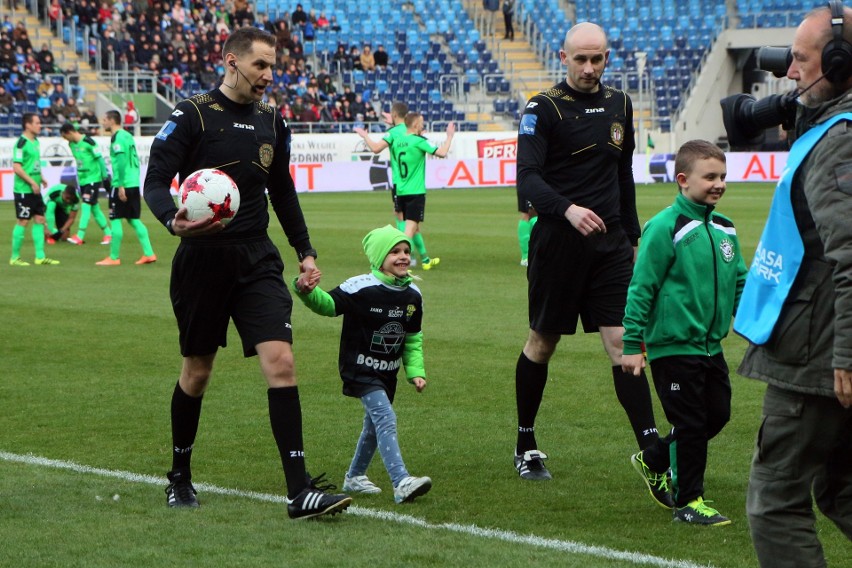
[459,0,552,103]
[9,6,111,110]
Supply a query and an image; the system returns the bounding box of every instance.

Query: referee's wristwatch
[297,248,318,262]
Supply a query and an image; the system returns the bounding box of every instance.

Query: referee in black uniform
[144,26,350,519]
[512,23,667,500]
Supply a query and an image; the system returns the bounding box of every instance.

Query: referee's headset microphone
[227,59,259,90]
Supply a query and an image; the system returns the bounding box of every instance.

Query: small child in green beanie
[293,225,432,504]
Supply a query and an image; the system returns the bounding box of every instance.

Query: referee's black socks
[268,386,308,498]
[516,352,548,453]
[170,381,203,474]
[611,366,660,450]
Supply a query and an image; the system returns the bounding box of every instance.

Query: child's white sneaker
[393,475,432,504]
[342,473,382,494]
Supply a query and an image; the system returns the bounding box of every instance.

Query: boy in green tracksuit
[59,122,112,246]
[621,140,747,526]
[95,110,156,266]
[44,183,80,243]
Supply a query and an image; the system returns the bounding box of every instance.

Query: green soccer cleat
[34,257,61,265]
[631,451,674,509]
[422,257,441,270]
[673,497,731,526]
[9,257,30,266]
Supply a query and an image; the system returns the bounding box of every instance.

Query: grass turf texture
[0,184,848,567]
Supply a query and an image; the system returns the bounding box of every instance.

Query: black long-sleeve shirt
[516,80,641,244]
[144,88,312,252]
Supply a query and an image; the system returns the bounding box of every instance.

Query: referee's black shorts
[170,235,293,357]
[109,187,142,219]
[527,217,633,334]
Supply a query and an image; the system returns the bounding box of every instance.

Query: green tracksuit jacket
[623,193,748,362]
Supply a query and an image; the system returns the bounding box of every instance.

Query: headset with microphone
[226,58,265,92]
[823,0,852,83]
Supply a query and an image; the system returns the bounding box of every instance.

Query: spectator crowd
[16,0,398,128]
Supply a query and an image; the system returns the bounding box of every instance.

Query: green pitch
[0,184,847,567]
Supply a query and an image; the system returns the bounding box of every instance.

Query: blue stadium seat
[493,98,506,113]
[485,76,498,94]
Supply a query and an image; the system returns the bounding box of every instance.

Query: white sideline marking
[1,451,713,568]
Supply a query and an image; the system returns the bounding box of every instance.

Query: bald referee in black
[511,23,668,503]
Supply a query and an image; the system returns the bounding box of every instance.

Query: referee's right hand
[565,204,606,236]
[170,207,225,237]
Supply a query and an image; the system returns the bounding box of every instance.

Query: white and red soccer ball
[179,168,240,225]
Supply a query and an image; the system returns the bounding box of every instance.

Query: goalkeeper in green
[59,122,113,246]
[94,110,156,266]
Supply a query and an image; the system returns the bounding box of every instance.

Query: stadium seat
[493,98,506,113]
[485,76,498,94]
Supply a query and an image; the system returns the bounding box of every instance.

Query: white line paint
[0,451,713,568]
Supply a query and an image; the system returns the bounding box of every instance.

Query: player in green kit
[10,113,60,266]
[95,110,156,266]
[389,112,454,270]
[59,122,112,246]
[354,101,408,230]
[44,183,80,244]
[355,101,435,267]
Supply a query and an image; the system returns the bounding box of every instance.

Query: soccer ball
[179,168,240,225]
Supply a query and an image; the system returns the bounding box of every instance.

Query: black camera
[719,46,798,149]
[755,46,793,78]
[720,92,797,148]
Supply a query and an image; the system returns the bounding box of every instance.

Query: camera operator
[733,3,852,566]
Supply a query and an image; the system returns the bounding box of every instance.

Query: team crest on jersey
[719,238,735,263]
[610,123,624,146]
[406,304,416,319]
[259,143,274,168]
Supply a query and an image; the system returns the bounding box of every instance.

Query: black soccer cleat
[286,473,352,520]
[165,470,199,508]
[514,449,552,480]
